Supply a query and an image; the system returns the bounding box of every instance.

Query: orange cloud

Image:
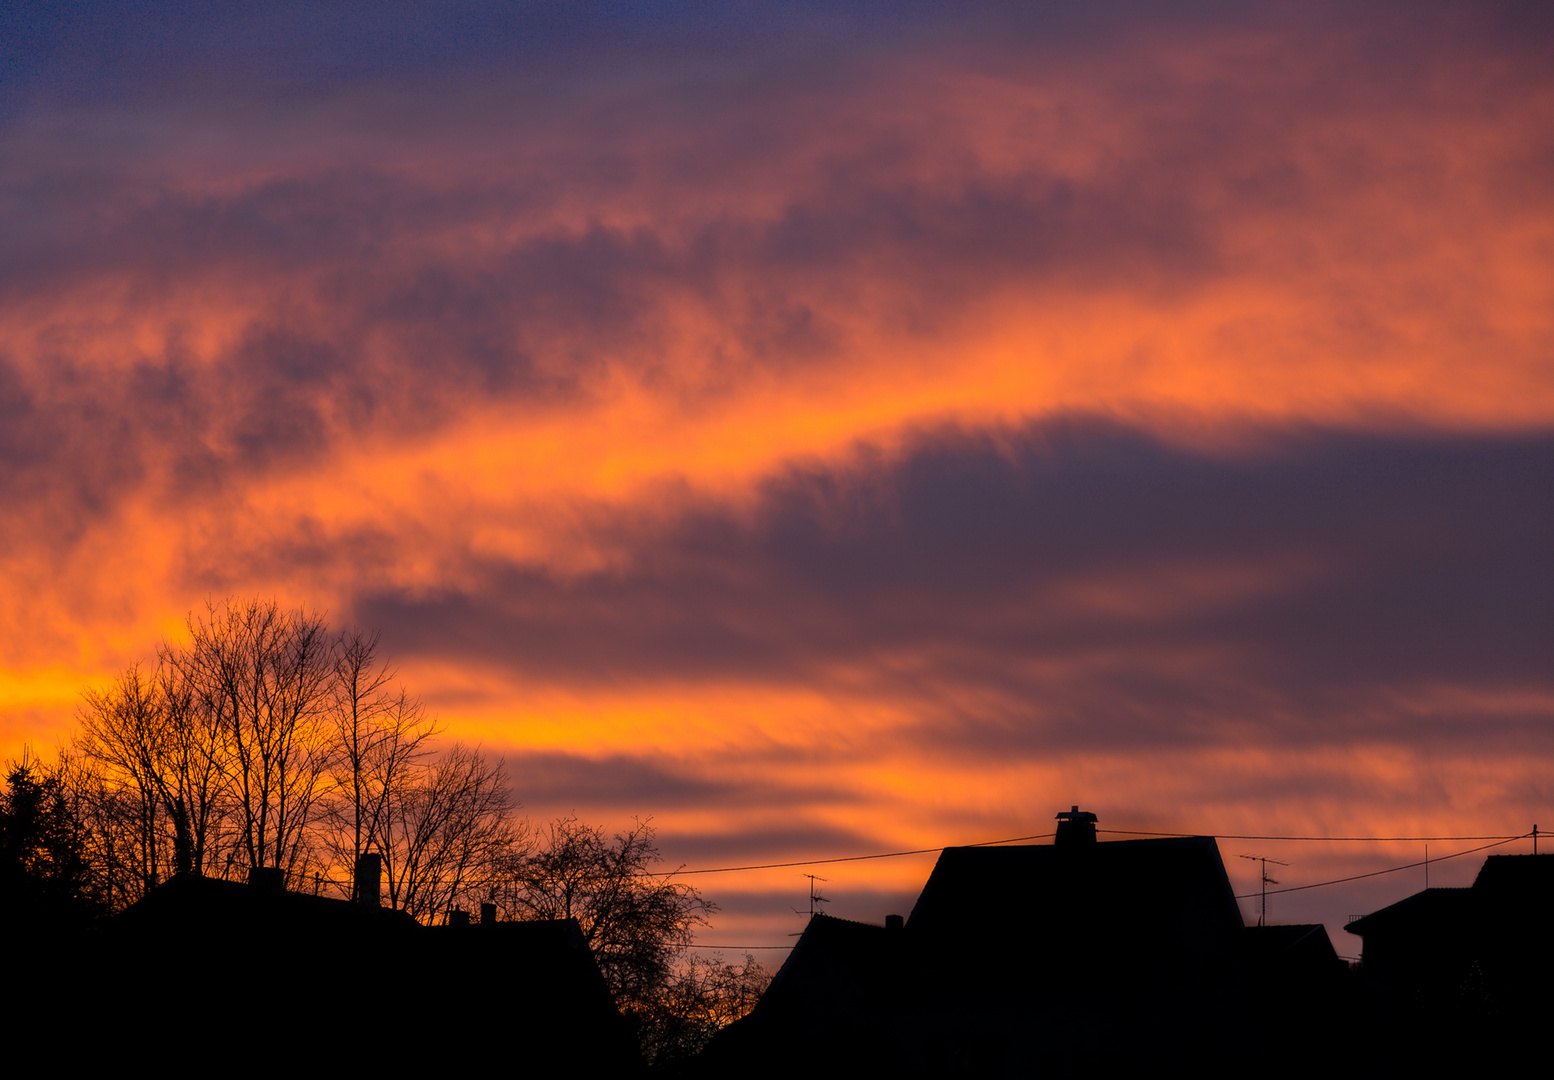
[2,2,1551,949]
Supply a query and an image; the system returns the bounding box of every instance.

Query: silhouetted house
[707,808,1305,1077]
[904,833,1248,1073]
[1239,921,1346,1035]
[67,866,638,1071]
[1346,853,1554,1025]
[422,911,637,1071]
[1241,922,1344,992]
[706,912,905,1073]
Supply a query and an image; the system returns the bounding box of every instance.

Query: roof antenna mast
[1237,854,1289,926]
[798,874,829,921]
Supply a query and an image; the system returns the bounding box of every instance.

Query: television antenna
[795,874,829,921]
[1238,854,1289,926]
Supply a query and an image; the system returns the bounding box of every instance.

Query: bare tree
[182,599,334,881]
[150,651,235,879]
[323,628,437,899]
[496,817,714,1014]
[75,658,235,900]
[637,952,770,1068]
[76,666,169,897]
[69,598,528,926]
[376,743,522,922]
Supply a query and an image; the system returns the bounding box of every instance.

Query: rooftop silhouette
[705,807,1349,1077]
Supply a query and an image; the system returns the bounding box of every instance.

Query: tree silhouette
[494,816,768,1067]
[375,741,521,921]
[498,816,712,1010]
[321,627,438,900]
[0,752,105,930]
[73,599,520,911]
[77,660,235,901]
[182,598,335,879]
[638,951,771,1069]
[60,598,764,1071]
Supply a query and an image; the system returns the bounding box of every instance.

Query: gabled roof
[1347,854,1554,937]
[1344,886,1472,937]
[85,873,638,1071]
[423,916,620,1013]
[909,835,1244,952]
[1242,922,1332,956]
[703,913,904,1075]
[1240,922,1344,983]
[1472,853,1554,894]
[894,835,1249,1015]
[1345,853,1554,939]
[1342,853,1554,1035]
[748,913,900,1024]
[709,831,1256,1076]
[104,871,420,945]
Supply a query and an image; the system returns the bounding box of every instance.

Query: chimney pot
[248,866,286,891]
[1054,806,1099,847]
[354,853,382,907]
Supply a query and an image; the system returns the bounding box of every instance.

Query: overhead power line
[660,832,1055,876]
[662,827,1534,878]
[1232,834,1525,900]
[668,833,1527,957]
[1101,829,1522,842]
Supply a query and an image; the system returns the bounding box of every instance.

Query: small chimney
[248,866,286,891]
[1054,805,1098,847]
[481,902,496,926]
[448,907,470,927]
[885,913,904,933]
[354,853,382,907]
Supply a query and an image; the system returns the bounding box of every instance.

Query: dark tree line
[9,597,767,1066]
[0,752,105,930]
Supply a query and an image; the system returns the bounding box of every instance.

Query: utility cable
[666,827,1533,877]
[1231,834,1526,900]
[661,831,1056,876]
[1102,829,1521,842]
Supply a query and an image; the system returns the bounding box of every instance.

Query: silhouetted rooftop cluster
[15,806,1550,1075]
[702,809,1550,1077]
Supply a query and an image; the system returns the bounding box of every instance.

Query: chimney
[481,902,496,926]
[448,907,470,927]
[354,853,382,907]
[248,866,286,891]
[1054,806,1098,847]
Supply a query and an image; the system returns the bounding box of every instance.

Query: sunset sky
[3,1,1551,952]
